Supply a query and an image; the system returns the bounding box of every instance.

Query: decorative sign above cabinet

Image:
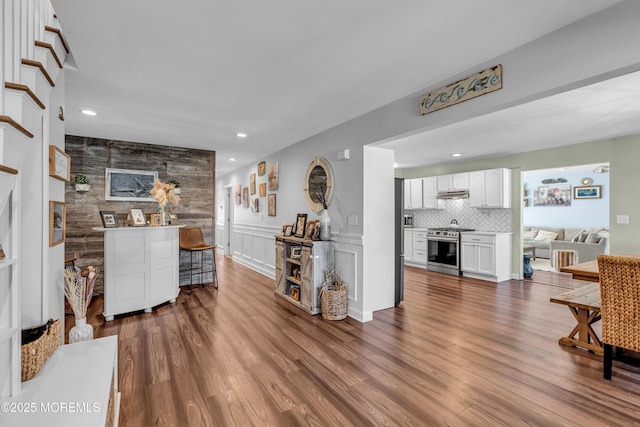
[420,64,502,115]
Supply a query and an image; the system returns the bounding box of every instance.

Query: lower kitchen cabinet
[404,229,428,267]
[461,232,512,282]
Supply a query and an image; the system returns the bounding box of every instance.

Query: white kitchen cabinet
[461,232,512,282]
[404,179,423,209]
[421,177,443,209]
[404,229,413,262]
[95,225,183,321]
[469,168,511,208]
[404,229,428,267]
[436,173,469,192]
[412,231,428,264]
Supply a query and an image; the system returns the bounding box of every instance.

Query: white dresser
[94,225,183,321]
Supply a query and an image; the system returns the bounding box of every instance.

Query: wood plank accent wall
[64,135,216,293]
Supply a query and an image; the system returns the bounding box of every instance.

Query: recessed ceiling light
[236,133,247,138]
[451,153,462,157]
[81,110,96,116]
[229,158,237,162]
[393,162,398,168]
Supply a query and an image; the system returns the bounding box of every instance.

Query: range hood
[436,189,469,199]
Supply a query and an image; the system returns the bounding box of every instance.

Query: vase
[69,317,93,343]
[320,210,331,241]
[158,206,169,226]
[523,254,533,279]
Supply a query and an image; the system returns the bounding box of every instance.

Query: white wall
[218,1,640,317]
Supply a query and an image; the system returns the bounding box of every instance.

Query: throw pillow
[585,233,601,244]
[574,232,589,242]
[571,230,587,242]
[523,230,538,240]
[534,230,559,242]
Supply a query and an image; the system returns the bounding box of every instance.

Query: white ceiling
[51,0,625,176]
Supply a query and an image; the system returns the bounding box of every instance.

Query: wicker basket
[321,287,348,320]
[21,319,61,381]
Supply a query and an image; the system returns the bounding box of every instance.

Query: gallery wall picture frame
[251,198,259,213]
[49,201,66,247]
[294,213,307,238]
[99,210,119,228]
[129,208,147,226]
[105,168,158,202]
[573,185,602,199]
[268,194,276,217]
[257,161,266,176]
[250,173,256,195]
[533,184,571,206]
[48,145,71,182]
[268,162,279,191]
[259,182,267,197]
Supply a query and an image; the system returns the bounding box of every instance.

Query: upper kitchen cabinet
[404,178,423,209]
[436,173,469,192]
[422,177,443,209]
[469,168,511,208]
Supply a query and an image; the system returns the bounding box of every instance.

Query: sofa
[523,226,608,265]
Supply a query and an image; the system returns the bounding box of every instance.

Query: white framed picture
[105,168,157,202]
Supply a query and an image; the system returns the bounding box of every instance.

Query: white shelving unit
[0,168,20,398]
[0,336,120,427]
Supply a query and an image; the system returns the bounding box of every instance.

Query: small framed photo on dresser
[100,211,119,228]
[129,208,146,226]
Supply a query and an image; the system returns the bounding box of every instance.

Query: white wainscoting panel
[231,224,280,278]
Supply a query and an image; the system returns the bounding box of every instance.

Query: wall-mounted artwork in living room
[534,185,571,206]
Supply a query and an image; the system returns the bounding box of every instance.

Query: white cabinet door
[404,230,413,262]
[484,168,510,208]
[469,168,511,208]
[460,241,477,272]
[422,177,443,209]
[409,179,423,209]
[436,175,453,192]
[452,172,469,190]
[404,179,412,209]
[476,244,495,275]
[468,171,485,207]
[412,231,427,264]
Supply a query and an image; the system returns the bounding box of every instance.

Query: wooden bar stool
[553,249,579,271]
[179,227,218,293]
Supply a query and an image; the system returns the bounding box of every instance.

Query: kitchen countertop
[460,230,512,235]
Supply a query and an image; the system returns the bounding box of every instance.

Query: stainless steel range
[427,227,475,275]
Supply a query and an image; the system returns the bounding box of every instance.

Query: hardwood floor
[76,258,640,426]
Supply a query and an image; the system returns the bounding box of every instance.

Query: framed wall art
[49,201,66,246]
[574,185,602,199]
[99,210,119,228]
[533,185,571,206]
[268,194,276,217]
[257,161,266,176]
[259,182,267,197]
[250,173,256,195]
[105,168,157,202]
[268,162,279,191]
[242,187,249,208]
[48,145,71,182]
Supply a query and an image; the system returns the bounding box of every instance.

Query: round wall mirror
[303,156,334,212]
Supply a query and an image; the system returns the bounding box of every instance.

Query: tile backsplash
[406,199,511,231]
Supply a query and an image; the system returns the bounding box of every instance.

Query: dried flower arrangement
[150,180,181,208]
[63,266,99,320]
[322,264,346,291]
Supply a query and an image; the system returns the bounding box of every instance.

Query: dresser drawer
[461,234,495,245]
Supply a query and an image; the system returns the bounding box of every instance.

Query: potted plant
[320,264,347,320]
[71,173,90,192]
[169,178,181,194]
